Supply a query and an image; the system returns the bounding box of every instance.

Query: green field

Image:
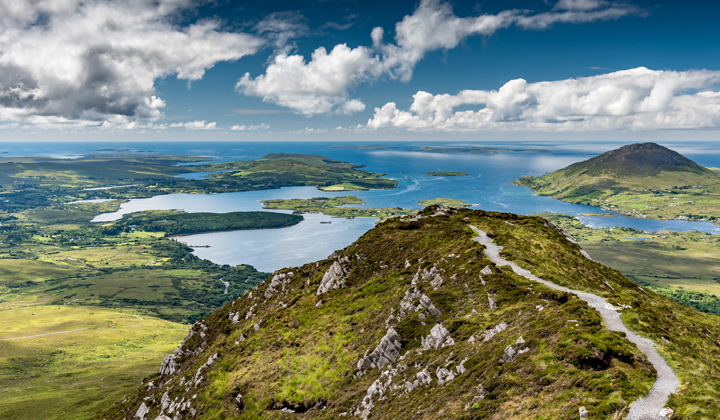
[0,305,187,420]
[540,213,720,315]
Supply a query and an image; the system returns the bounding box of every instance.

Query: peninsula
[513,143,720,223]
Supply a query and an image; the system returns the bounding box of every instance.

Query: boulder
[421,324,455,350]
[316,261,347,295]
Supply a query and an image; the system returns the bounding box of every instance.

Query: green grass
[101,207,720,420]
[0,305,187,420]
[513,143,720,223]
[536,213,720,314]
[261,196,417,221]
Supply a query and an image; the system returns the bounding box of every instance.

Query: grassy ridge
[96,207,720,420]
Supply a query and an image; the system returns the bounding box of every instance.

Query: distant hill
[513,143,720,223]
[96,208,720,419]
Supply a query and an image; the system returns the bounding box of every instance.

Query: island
[413,146,555,154]
[513,143,720,224]
[261,195,416,221]
[425,171,468,176]
[114,210,302,236]
[417,198,471,207]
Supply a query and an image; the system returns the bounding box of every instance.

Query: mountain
[95,207,720,419]
[513,143,720,222]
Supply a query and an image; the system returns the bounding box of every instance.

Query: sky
[0,0,719,142]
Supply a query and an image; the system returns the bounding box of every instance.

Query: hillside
[96,207,720,420]
[513,143,720,223]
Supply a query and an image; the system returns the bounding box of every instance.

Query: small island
[417,198,471,207]
[425,171,468,176]
[261,195,415,221]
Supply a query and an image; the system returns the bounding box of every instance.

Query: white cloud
[236,44,376,116]
[366,67,720,131]
[0,0,263,124]
[238,0,640,115]
[231,123,270,130]
[170,120,217,130]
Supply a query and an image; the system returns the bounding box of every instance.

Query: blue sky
[0,0,719,141]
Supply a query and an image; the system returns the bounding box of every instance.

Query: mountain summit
[95,207,720,420]
[554,143,711,178]
[512,143,720,221]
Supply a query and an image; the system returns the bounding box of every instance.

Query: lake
[72,140,720,271]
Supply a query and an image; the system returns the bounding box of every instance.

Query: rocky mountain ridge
[96,207,720,420]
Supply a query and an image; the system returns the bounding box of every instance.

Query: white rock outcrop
[317,261,347,295]
[357,328,403,371]
[421,324,455,350]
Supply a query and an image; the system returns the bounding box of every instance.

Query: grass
[261,196,417,221]
[536,213,720,315]
[103,207,719,420]
[0,305,187,420]
[513,143,720,223]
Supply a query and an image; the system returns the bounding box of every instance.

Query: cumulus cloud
[365,67,720,131]
[0,0,263,125]
[238,0,640,115]
[236,44,377,116]
[231,123,270,130]
[169,120,217,130]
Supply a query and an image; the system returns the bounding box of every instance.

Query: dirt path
[0,328,88,341]
[470,226,679,420]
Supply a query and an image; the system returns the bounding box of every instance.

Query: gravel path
[470,226,679,420]
[0,327,89,341]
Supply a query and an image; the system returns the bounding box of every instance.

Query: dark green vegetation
[115,210,302,236]
[0,151,399,420]
[0,152,397,215]
[206,153,398,192]
[327,145,398,150]
[97,208,720,419]
[513,143,720,223]
[425,171,468,176]
[261,196,417,221]
[414,146,555,154]
[539,213,720,316]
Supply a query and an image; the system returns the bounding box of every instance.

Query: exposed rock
[487,293,497,310]
[135,403,149,420]
[436,367,455,385]
[265,273,290,299]
[483,322,508,342]
[421,324,455,350]
[357,328,403,371]
[160,354,178,376]
[580,249,593,261]
[501,344,518,363]
[579,406,589,419]
[245,304,257,319]
[419,294,442,316]
[659,407,674,418]
[456,358,468,374]
[317,261,347,295]
[480,265,493,276]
